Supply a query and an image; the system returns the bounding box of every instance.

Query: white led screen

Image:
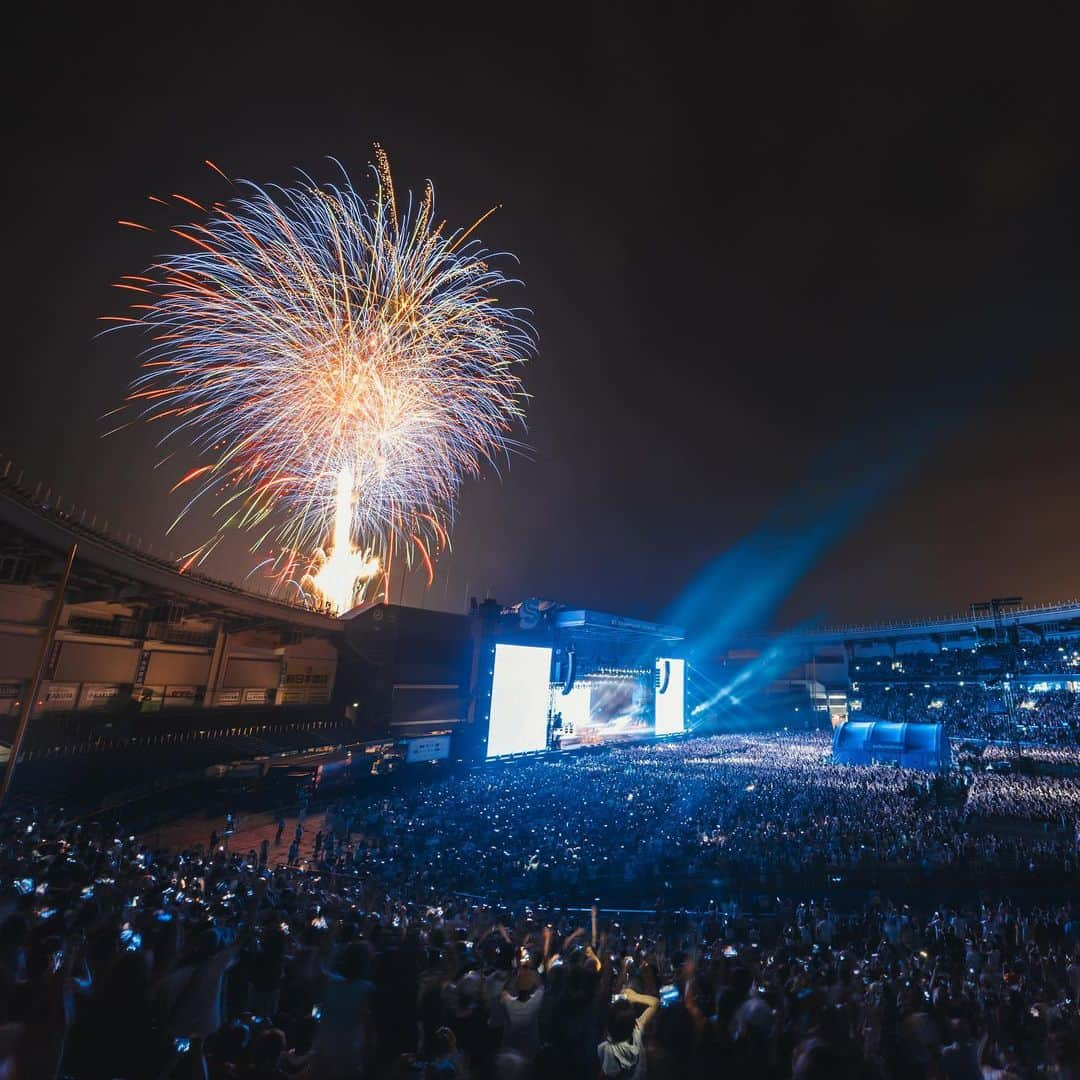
[486,644,553,758]
[654,657,685,735]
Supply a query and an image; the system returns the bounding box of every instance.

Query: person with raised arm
[597,984,659,1078]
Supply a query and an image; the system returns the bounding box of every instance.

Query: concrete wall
[0,583,341,718]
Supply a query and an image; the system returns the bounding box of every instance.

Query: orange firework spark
[108,152,534,612]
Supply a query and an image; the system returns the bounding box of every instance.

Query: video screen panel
[554,676,651,749]
[486,644,553,758]
[654,657,686,735]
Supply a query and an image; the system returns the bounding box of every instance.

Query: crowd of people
[851,686,1080,745]
[845,636,1080,746]
[852,686,988,731]
[1,730,1079,1077]
[851,640,1080,683]
[336,734,1080,898]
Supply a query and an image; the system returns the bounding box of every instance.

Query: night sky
[5,6,1079,636]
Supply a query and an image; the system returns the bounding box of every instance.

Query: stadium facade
[747,598,1080,730]
[4,459,1077,774]
[0,471,689,787]
[1,474,341,721]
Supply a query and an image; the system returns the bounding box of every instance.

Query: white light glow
[486,644,553,758]
[655,657,686,735]
[306,467,380,613]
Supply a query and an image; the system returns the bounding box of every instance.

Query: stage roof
[554,609,685,641]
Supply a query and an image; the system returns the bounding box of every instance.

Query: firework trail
[105,149,533,612]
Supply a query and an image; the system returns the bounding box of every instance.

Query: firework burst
[106,149,533,612]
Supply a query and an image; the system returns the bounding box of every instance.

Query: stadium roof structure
[782,599,1080,647]
[554,609,685,642]
[0,469,340,632]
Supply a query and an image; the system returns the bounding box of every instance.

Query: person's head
[514,966,539,1000]
[105,947,152,996]
[455,969,483,1011]
[648,1000,695,1066]
[728,965,753,1000]
[431,1026,458,1059]
[948,1016,973,1044]
[205,1020,249,1065]
[249,1028,287,1070]
[730,996,775,1043]
[606,999,637,1044]
[338,941,372,982]
[792,1036,854,1080]
[488,941,513,973]
[190,927,223,965]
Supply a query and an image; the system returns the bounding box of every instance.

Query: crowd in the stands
[851,686,1080,745]
[851,641,1080,684]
